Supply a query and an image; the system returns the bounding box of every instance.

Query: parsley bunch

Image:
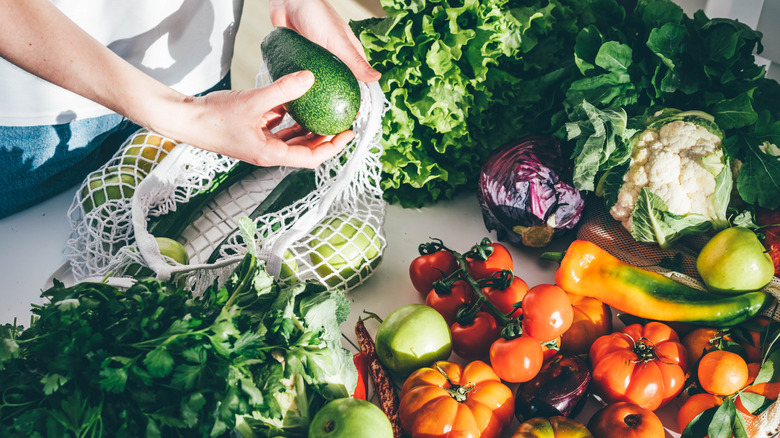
[0,254,355,437]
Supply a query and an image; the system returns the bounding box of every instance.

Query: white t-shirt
[0,0,244,126]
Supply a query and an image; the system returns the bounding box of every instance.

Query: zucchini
[147,161,256,239]
[206,168,317,264]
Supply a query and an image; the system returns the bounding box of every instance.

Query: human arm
[0,0,353,168]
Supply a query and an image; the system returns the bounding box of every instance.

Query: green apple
[374,304,452,376]
[81,166,138,213]
[155,237,190,265]
[308,397,393,438]
[308,216,382,289]
[697,227,775,294]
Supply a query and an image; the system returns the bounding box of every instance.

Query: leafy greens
[0,254,355,438]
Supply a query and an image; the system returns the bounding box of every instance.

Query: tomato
[398,360,515,438]
[410,250,460,296]
[490,336,544,383]
[681,327,734,366]
[451,311,502,361]
[465,241,513,280]
[511,416,592,438]
[426,280,475,326]
[521,284,574,343]
[589,322,688,411]
[588,402,664,438]
[482,275,529,316]
[559,293,612,355]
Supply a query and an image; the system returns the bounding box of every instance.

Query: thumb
[264,70,315,106]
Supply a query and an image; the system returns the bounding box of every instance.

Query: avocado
[261,27,361,135]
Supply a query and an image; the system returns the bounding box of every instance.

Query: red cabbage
[477,135,585,248]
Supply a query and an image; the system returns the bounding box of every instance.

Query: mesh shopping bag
[65,74,388,295]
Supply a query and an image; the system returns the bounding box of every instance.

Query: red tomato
[489,335,543,383]
[521,284,574,343]
[425,280,474,326]
[466,242,513,280]
[588,402,665,438]
[589,322,688,411]
[409,250,460,296]
[451,311,502,361]
[482,275,529,316]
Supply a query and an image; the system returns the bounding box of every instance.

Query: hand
[269,0,381,83]
[159,70,353,168]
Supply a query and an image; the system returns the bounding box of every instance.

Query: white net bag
[65,73,388,295]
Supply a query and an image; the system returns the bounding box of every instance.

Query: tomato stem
[434,363,475,403]
[450,249,511,327]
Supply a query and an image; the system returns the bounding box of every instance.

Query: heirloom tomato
[559,293,612,355]
[490,335,544,383]
[482,275,529,316]
[410,249,460,296]
[521,284,574,343]
[426,280,475,326]
[398,360,514,438]
[589,322,687,411]
[450,311,502,361]
[511,416,593,438]
[465,241,513,280]
[587,402,664,438]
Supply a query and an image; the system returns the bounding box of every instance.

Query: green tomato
[81,166,138,213]
[374,304,452,376]
[697,227,775,294]
[308,398,393,438]
[308,216,382,289]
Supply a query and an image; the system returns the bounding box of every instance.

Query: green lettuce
[352,0,617,207]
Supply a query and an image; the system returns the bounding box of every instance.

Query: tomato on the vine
[521,284,574,343]
[465,241,513,280]
[589,322,688,411]
[489,335,544,383]
[451,311,502,361]
[425,280,474,326]
[409,249,460,296]
[482,275,528,316]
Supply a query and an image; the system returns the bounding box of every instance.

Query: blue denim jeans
[0,74,231,219]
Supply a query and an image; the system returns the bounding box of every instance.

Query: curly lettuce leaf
[353,0,609,206]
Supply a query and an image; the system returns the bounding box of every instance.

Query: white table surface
[0,184,681,437]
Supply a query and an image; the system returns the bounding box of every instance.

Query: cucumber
[206,168,317,264]
[147,161,256,240]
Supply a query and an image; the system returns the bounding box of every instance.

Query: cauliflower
[600,109,732,248]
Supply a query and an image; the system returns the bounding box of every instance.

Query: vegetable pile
[377,235,780,438]
[0,254,356,437]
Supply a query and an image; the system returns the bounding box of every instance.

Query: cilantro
[0,254,355,437]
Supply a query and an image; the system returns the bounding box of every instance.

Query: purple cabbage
[477,135,585,248]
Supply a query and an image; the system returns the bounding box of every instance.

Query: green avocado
[261,27,361,135]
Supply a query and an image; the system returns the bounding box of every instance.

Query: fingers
[263,70,315,107]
